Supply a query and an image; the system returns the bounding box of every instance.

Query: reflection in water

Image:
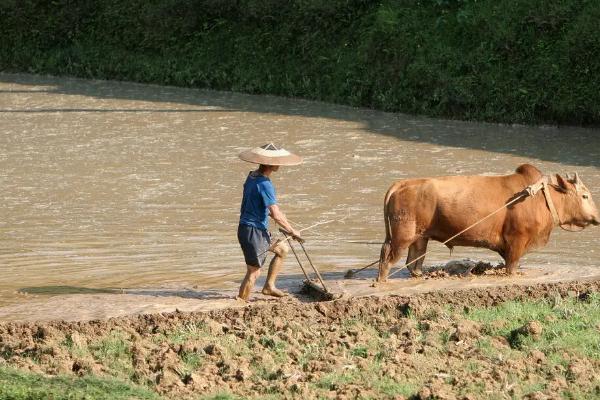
[0,73,599,310]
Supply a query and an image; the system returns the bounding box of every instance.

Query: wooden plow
[280,229,337,301]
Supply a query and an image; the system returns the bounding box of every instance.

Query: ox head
[552,172,599,229]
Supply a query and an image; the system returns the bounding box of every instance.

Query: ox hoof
[407,267,423,277]
[504,265,519,275]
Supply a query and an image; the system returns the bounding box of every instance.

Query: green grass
[258,335,287,361]
[351,346,368,358]
[164,321,207,345]
[316,361,417,398]
[296,341,326,371]
[62,334,89,359]
[181,351,203,369]
[200,395,242,400]
[464,292,600,358]
[0,367,161,400]
[316,370,357,391]
[373,378,417,398]
[89,331,133,379]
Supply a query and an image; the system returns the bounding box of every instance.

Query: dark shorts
[238,224,271,268]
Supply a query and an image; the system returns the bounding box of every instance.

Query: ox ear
[554,174,570,192]
[565,173,573,182]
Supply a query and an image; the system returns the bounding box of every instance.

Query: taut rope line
[256,212,350,258]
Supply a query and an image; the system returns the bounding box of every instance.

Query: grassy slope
[0,369,161,400]
[0,0,599,125]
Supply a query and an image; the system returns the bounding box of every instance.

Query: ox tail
[379,185,396,269]
[379,240,392,271]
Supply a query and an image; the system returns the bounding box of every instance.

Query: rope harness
[542,180,561,226]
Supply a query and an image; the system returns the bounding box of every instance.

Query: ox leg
[406,238,428,277]
[376,241,406,283]
[503,239,527,275]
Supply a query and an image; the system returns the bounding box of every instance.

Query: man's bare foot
[261,287,287,297]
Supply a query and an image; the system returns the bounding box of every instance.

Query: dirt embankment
[1,280,599,399]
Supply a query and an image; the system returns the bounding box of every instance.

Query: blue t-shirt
[239,172,277,231]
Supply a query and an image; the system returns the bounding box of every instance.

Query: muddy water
[1,73,599,316]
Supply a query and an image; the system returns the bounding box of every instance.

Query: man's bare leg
[262,241,289,297]
[238,265,260,301]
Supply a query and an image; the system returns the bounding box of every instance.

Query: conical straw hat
[239,143,303,166]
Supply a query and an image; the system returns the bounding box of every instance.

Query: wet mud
[1,280,598,399]
[2,260,599,323]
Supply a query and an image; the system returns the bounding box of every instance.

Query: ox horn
[574,172,580,184]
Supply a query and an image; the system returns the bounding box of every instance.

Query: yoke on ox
[377,164,599,282]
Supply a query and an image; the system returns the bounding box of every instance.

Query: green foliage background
[1,0,599,125]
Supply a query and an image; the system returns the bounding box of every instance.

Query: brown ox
[377,164,599,282]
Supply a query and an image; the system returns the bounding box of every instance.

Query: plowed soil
[1,280,599,399]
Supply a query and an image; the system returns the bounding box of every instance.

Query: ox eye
[583,194,589,199]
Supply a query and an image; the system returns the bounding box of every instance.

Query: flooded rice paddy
[0,73,599,318]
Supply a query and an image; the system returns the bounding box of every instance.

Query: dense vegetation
[1,0,599,125]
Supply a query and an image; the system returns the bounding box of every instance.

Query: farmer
[237,143,304,301]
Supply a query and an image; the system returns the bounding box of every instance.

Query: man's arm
[268,204,302,239]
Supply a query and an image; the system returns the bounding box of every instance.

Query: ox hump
[515,164,543,180]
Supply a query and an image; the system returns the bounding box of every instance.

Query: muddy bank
[1,280,599,399]
[3,261,600,323]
